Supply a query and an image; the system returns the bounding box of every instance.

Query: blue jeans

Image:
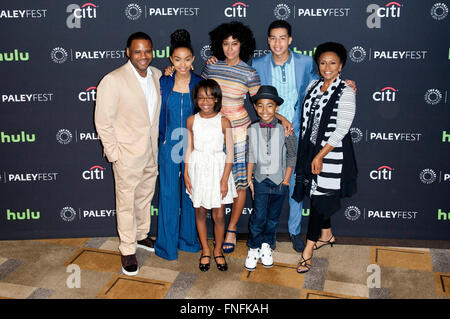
[247,178,289,249]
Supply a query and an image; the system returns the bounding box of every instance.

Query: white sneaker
[260,243,273,268]
[245,248,260,271]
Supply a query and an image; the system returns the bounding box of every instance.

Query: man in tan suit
[95,32,161,276]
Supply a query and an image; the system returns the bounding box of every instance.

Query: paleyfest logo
[419,169,437,184]
[345,206,361,221]
[349,46,367,63]
[424,89,443,105]
[50,47,68,64]
[124,3,142,20]
[56,129,73,144]
[274,3,291,20]
[431,3,448,20]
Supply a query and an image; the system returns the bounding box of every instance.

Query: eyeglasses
[197,96,215,102]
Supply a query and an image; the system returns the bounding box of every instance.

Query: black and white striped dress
[300,77,356,196]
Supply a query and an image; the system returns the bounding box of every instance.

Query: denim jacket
[159,71,203,143]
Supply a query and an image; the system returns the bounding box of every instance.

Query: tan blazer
[94,61,162,170]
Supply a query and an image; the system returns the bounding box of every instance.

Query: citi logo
[82,165,104,180]
[6,209,40,221]
[372,87,397,102]
[1,131,35,143]
[225,2,247,18]
[367,2,402,28]
[370,165,393,180]
[78,86,96,102]
[0,49,29,62]
[66,3,98,29]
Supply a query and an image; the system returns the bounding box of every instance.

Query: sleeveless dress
[187,113,238,209]
[202,61,260,190]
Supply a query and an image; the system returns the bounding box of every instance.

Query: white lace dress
[187,113,238,209]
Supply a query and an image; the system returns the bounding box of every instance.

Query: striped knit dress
[202,60,260,190]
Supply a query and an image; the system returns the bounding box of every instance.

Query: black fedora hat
[251,85,284,105]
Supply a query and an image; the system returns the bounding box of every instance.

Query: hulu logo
[443,131,450,143]
[7,209,40,220]
[153,46,170,59]
[0,49,30,62]
[437,209,449,221]
[302,208,310,216]
[293,47,317,57]
[1,131,36,143]
[150,205,159,216]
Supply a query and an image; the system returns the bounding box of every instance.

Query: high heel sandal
[199,255,211,272]
[214,255,228,271]
[297,254,312,274]
[313,235,336,250]
[222,229,237,254]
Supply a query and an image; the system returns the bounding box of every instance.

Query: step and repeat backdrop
[0,1,449,241]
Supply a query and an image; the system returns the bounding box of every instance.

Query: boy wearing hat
[245,85,298,271]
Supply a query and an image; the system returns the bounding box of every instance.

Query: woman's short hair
[170,29,194,56]
[208,21,256,62]
[313,42,347,68]
[193,79,222,113]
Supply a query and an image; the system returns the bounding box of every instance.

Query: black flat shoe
[199,255,211,272]
[214,255,228,271]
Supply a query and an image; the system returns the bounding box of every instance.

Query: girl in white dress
[184,79,237,272]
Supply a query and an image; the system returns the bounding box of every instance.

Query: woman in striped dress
[292,42,357,273]
[202,22,292,253]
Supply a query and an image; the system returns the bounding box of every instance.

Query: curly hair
[169,29,194,56]
[208,21,256,62]
[314,42,347,68]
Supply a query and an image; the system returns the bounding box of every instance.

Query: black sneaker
[121,254,138,276]
[290,233,305,253]
[137,237,155,252]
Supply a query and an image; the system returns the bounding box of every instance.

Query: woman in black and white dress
[292,42,358,273]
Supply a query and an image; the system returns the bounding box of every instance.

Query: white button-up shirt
[129,60,157,123]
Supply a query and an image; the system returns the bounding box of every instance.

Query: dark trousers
[306,206,331,242]
[248,178,289,249]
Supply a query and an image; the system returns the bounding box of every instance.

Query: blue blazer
[159,71,203,143]
[251,50,318,136]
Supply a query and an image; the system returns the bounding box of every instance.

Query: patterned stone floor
[0,236,448,299]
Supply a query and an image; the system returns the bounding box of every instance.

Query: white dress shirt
[129,60,157,123]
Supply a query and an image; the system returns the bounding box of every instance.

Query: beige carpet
[0,236,448,299]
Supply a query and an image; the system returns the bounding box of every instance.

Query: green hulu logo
[443,131,450,143]
[1,131,35,143]
[0,49,30,62]
[153,46,170,59]
[302,208,310,216]
[7,209,40,220]
[293,47,317,57]
[437,209,448,221]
